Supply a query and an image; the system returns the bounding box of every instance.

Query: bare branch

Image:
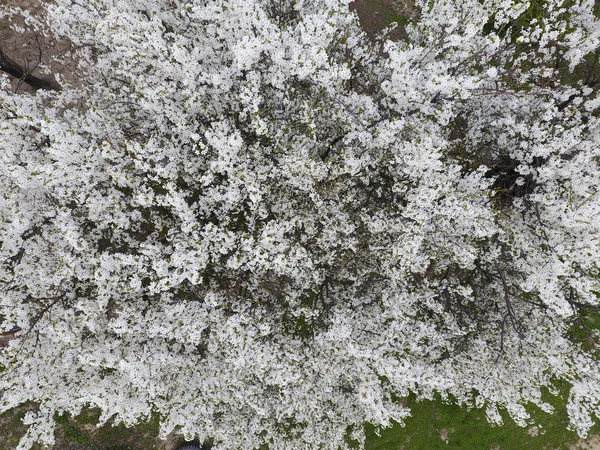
[0,46,61,92]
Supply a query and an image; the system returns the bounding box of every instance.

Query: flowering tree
[1,0,600,448]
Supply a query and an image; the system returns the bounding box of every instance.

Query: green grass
[2,393,599,450]
[0,407,168,450]
[0,404,39,450]
[365,382,600,450]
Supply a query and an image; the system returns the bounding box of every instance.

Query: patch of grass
[51,407,165,450]
[0,393,599,450]
[55,412,90,446]
[386,11,411,28]
[365,381,600,450]
[0,403,168,450]
[84,410,163,450]
[568,310,600,358]
[74,407,101,425]
[0,404,33,450]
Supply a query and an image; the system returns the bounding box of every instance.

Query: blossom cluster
[1,0,599,448]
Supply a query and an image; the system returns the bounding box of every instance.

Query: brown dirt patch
[571,435,600,450]
[0,0,82,92]
[350,0,418,40]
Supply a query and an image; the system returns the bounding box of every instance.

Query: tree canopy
[1,0,600,449]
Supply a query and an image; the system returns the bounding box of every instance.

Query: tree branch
[0,47,61,92]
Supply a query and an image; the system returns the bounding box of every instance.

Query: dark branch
[0,47,61,92]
